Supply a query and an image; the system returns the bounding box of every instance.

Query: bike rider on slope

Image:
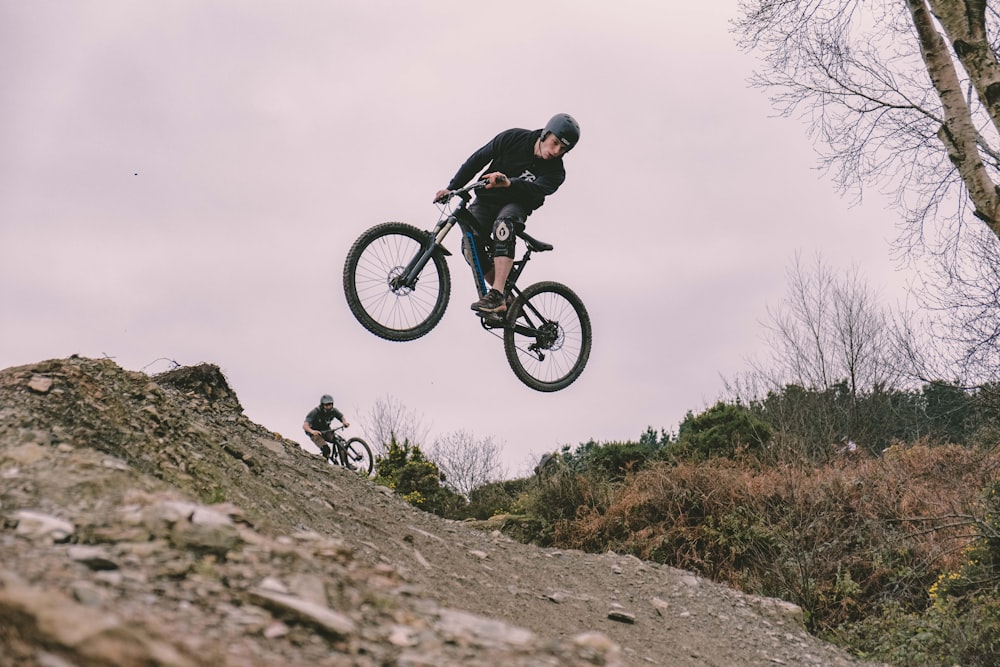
[434,113,581,314]
[302,394,350,459]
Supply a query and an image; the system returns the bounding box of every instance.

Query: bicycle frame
[392,181,544,331]
[321,426,347,449]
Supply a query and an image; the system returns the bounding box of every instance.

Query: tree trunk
[906,0,1000,233]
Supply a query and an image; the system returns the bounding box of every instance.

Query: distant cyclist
[302,394,350,459]
[434,113,581,314]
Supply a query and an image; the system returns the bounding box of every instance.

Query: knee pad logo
[494,220,511,242]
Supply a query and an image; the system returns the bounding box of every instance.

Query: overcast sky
[0,1,908,475]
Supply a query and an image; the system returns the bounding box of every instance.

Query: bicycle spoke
[344,223,451,341]
[504,281,591,392]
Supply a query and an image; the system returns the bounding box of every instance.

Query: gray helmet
[542,113,580,150]
[320,394,334,406]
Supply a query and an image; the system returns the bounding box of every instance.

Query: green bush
[674,401,772,460]
[840,479,1000,666]
[511,462,616,546]
[464,478,531,520]
[568,440,661,479]
[839,482,1000,667]
[841,589,1000,666]
[374,437,465,518]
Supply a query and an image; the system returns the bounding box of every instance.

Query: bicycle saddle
[519,230,553,252]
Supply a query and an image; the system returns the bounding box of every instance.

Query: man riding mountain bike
[434,113,581,314]
[302,394,351,461]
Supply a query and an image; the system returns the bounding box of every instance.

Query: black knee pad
[491,216,523,259]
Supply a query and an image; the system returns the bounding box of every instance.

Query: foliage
[511,455,617,546]
[561,438,664,480]
[922,380,973,446]
[741,379,1000,463]
[373,437,465,518]
[673,401,771,461]
[532,439,999,650]
[839,478,1000,666]
[463,478,531,520]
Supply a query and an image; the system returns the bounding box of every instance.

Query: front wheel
[341,437,374,477]
[504,281,592,392]
[343,222,451,341]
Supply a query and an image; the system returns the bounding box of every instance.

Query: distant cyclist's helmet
[542,113,580,151]
[320,394,334,407]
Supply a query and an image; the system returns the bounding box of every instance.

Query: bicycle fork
[392,217,456,290]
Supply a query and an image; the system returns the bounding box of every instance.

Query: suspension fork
[393,216,456,289]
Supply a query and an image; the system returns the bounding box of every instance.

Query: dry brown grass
[548,443,1000,632]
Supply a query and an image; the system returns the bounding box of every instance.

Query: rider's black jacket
[446,128,566,214]
[305,405,344,431]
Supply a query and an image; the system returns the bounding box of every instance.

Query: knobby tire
[342,437,374,477]
[504,281,592,392]
[343,222,451,341]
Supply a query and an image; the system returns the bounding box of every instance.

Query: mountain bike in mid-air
[343,179,592,392]
[321,426,374,477]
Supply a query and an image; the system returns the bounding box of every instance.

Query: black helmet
[542,113,580,150]
[320,394,334,406]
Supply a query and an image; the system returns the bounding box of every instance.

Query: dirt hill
[0,356,884,666]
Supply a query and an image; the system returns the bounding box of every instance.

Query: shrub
[840,478,1000,666]
[674,401,772,461]
[374,437,465,518]
[512,462,617,546]
[464,478,531,520]
[544,444,998,637]
[570,440,662,479]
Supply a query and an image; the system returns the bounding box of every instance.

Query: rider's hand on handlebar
[483,172,510,189]
[434,189,451,203]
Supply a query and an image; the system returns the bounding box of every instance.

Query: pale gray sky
[1,1,905,474]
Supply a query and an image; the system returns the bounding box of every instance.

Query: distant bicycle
[320,426,373,477]
[343,179,592,392]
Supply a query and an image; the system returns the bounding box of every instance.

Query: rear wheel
[343,222,451,341]
[504,281,592,392]
[341,437,374,477]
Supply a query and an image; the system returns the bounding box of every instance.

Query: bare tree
[428,430,507,498]
[735,0,1000,239]
[753,253,899,393]
[892,228,1000,384]
[727,254,906,454]
[359,394,432,457]
[735,0,1000,380]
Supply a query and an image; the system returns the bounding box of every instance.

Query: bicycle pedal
[478,311,506,324]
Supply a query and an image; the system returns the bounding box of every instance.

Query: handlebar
[319,425,346,441]
[434,178,491,204]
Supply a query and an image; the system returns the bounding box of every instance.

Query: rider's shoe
[471,289,506,313]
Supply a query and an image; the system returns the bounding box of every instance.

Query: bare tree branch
[429,430,507,498]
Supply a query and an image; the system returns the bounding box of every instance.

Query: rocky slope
[0,356,884,666]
